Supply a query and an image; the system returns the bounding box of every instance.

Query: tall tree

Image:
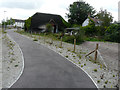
[66,0,96,25]
[96,8,113,27]
[96,9,113,35]
[24,17,32,31]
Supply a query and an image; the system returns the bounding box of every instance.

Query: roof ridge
[36,12,60,16]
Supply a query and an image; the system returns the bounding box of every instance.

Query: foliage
[63,35,75,44]
[67,0,96,25]
[96,9,113,35]
[88,17,95,26]
[82,24,96,36]
[96,9,113,27]
[46,23,53,33]
[74,27,85,44]
[61,16,71,27]
[63,25,85,44]
[2,18,15,26]
[105,24,120,43]
[93,69,97,72]
[24,17,32,31]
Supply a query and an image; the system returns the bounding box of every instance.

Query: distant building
[118,1,120,23]
[28,12,66,33]
[13,19,25,28]
[82,16,101,27]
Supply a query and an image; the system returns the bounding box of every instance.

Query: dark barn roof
[30,12,66,31]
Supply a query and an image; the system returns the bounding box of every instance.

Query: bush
[63,35,75,44]
[74,27,85,44]
[46,23,53,33]
[63,25,85,44]
[82,24,96,36]
[24,17,32,31]
[105,24,120,43]
[93,69,97,72]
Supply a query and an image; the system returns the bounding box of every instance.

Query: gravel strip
[20,33,118,89]
[0,28,2,89]
[2,33,24,88]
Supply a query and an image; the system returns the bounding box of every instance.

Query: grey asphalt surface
[6,30,97,88]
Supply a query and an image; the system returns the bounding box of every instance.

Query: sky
[0,0,119,23]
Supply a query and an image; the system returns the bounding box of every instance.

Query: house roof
[13,19,25,22]
[89,17,100,24]
[30,12,66,30]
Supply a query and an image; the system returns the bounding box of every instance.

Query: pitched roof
[13,19,25,22]
[30,12,66,30]
[89,17,100,24]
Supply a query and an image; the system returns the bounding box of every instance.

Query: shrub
[63,35,75,44]
[81,65,83,67]
[105,80,108,84]
[46,23,53,33]
[82,24,96,36]
[93,69,97,72]
[15,65,18,67]
[63,27,85,44]
[74,28,85,44]
[105,24,120,43]
[113,75,115,77]
[103,85,106,88]
[33,38,38,41]
[97,80,100,83]
[65,55,68,58]
[24,17,32,31]
[78,62,81,64]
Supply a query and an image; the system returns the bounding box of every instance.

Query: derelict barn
[29,12,66,33]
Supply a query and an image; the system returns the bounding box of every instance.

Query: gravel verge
[0,28,2,89]
[19,32,118,89]
[2,33,24,88]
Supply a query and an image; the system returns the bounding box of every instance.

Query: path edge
[6,33,25,89]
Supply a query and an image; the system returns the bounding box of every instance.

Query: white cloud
[0,0,119,23]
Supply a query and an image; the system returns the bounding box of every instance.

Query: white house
[13,19,25,28]
[82,17,101,27]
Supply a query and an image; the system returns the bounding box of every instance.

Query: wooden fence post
[74,39,76,52]
[44,33,45,44]
[51,38,53,44]
[85,43,99,62]
[31,31,32,37]
[39,32,40,39]
[60,37,62,47]
[94,43,99,61]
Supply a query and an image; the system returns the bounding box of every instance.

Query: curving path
[6,30,97,89]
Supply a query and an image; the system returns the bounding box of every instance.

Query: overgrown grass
[85,36,105,42]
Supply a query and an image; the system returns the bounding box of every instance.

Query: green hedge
[63,28,85,44]
[105,24,120,43]
[24,17,32,31]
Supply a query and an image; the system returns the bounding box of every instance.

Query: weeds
[65,55,68,58]
[15,65,18,67]
[113,75,115,77]
[97,80,100,83]
[81,65,83,67]
[33,38,38,41]
[105,80,108,84]
[93,69,97,72]
[78,62,81,64]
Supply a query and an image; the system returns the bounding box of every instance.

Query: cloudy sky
[0,0,119,23]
